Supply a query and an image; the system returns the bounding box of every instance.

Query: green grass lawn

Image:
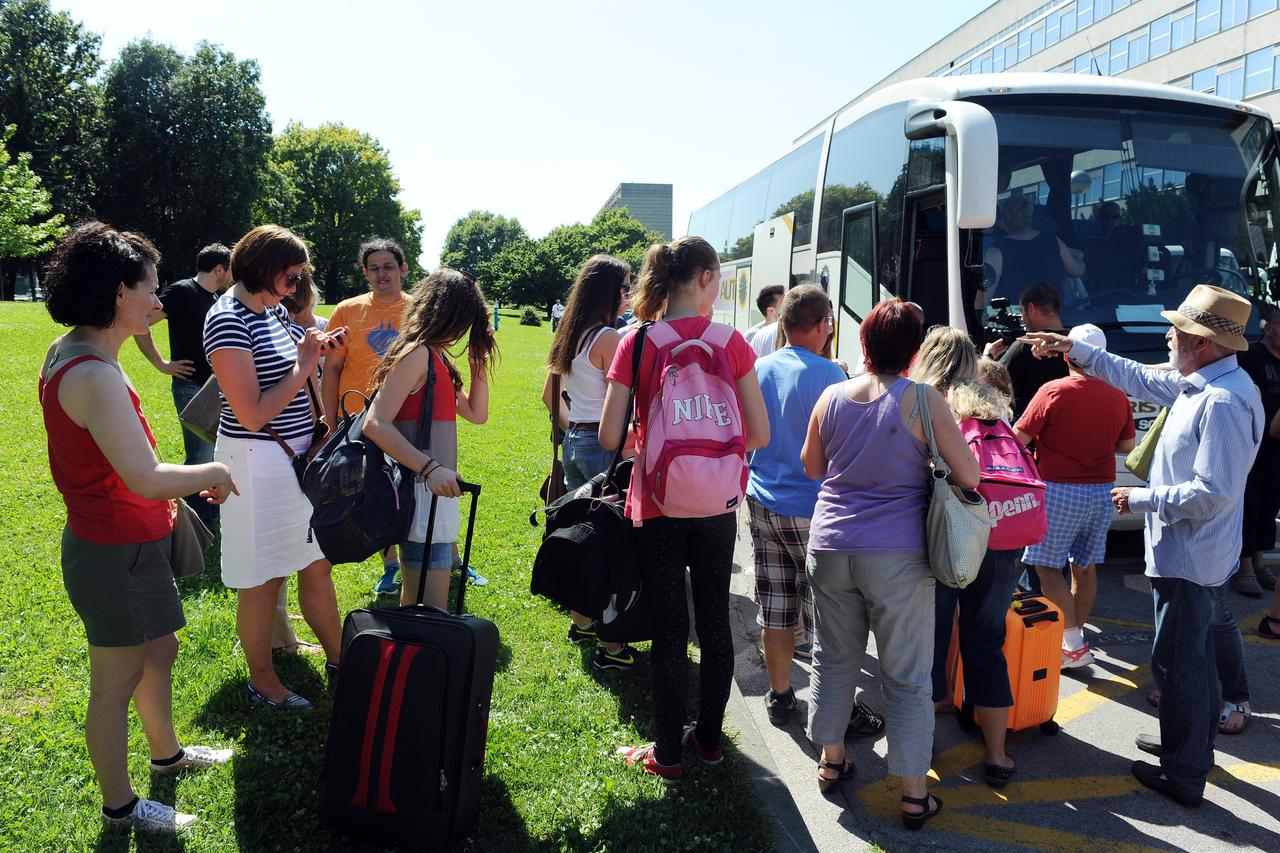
[0,304,774,852]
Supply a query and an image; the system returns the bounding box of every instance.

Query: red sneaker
[681,723,724,766]
[616,744,682,782]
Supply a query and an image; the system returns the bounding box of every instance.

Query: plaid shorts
[1022,481,1113,570]
[747,496,814,633]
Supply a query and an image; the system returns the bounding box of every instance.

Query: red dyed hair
[860,297,924,374]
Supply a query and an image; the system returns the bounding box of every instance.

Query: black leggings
[637,513,738,766]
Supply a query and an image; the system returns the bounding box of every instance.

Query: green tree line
[0,0,421,301]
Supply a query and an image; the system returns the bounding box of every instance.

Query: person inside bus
[983,194,1085,305]
[1082,202,1146,294]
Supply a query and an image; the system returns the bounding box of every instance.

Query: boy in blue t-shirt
[747,285,847,725]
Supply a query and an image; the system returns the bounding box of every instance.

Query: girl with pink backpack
[601,236,770,782]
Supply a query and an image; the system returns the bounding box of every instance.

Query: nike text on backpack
[301,359,435,565]
[320,482,497,852]
[959,417,1047,551]
[631,321,748,521]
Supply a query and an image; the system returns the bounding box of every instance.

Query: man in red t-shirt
[1015,324,1136,668]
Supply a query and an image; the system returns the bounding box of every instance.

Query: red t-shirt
[1015,374,1135,484]
[608,318,756,520]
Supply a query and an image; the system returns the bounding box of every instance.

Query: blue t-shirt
[747,345,847,517]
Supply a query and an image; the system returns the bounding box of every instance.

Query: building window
[1032,23,1045,55]
[1005,38,1018,69]
[1172,9,1196,49]
[1103,163,1122,200]
[1129,31,1149,67]
[993,45,1006,72]
[1196,0,1221,40]
[1251,0,1278,18]
[1018,29,1031,63]
[1062,6,1078,37]
[1217,66,1244,100]
[1076,52,1093,74]
[1193,67,1216,92]
[1110,34,1129,73]
[1114,0,1131,9]
[1150,14,1172,58]
[1078,0,1095,29]
[1096,0,1113,19]
[1245,46,1274,96]
[1221,0,1248,27]
[1094,47,1110,76]
[1046,10,1061,45]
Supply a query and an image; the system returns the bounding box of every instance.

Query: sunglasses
[284,271,305,286]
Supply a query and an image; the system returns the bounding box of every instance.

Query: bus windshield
[969,97,1280,358]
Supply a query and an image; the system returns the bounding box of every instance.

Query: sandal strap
[901,793,932,807]
[819,759,847,771]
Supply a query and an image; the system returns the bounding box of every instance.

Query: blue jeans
[1150,577,1218,794]
[1211,582,1249,704]
[932,549,1021,707]
[171,377,218,527]
[562,429,613,491]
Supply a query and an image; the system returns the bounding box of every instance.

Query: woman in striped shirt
[204,225,348,710]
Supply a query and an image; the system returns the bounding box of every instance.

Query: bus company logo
[736,269,750,310]
[672,394,733,427]
[988,492,1041,523]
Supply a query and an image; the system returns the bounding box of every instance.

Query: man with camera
[984,282,1069,419]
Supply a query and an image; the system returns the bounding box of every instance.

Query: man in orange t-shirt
[322,239,411,593]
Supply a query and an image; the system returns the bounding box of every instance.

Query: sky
[53,0,991,267]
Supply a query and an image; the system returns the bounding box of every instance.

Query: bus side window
[905,195,950,327]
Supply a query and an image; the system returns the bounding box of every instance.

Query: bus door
[751,212,796,305]
[902,190,951,329]
[837,202,878,369]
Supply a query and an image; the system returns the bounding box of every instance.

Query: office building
[599,182,673,239]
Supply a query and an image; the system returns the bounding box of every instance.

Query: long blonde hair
[912,326,978,393]
[948,379,1012,422]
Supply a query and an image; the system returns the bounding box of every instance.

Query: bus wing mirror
[904,100,998,229]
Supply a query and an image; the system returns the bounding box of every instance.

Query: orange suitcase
[954,592,1063,735]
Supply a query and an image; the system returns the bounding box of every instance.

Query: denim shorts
[562,428,613,491]
[400,540,452,572]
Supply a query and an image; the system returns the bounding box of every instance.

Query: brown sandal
[817,758,855,793]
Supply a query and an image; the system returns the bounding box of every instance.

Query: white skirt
[214,434,326,589]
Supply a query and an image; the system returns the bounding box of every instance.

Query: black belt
[567,421,599,432]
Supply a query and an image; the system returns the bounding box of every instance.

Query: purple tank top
[808,377,929,555]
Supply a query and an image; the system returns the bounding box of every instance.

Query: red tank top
[394,349,458,422]
[40,355,176,544]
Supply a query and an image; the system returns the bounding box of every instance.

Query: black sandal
[984,761,1016,789]
[901,792,943,831]
[1259,615,1280,640]
[817,758,856,794]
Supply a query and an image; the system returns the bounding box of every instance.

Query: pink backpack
[631,321,748,523]
[960,418,1047,550]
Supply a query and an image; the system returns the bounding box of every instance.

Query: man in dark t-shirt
[1233,308,1280,595]
[134,243,232,526]
[985,281,1070,419]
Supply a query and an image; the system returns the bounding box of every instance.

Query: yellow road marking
[936,812,1167,853]
[1088,615,1154,630]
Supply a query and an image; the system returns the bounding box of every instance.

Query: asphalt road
[722,527,1280,853]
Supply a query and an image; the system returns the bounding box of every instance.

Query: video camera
[985,297,1025,345]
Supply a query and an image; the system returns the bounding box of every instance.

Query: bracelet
[416,458,435,481]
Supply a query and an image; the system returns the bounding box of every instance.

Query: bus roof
[797,73,1269,143]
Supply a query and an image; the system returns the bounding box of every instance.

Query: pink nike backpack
[960,417,1047,550]
[631,321,748,523]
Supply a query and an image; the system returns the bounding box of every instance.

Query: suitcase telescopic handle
[414,480,483,615]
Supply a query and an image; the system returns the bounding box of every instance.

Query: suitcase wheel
[1039,719,1061,736]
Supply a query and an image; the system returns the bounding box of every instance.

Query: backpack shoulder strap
[415,348,436,452]
[700,321,735,349]
[644,321,678,348]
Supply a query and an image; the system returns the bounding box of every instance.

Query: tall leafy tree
[268,122,424,301]
[0,0,104,221]
[98,39,271,281]
[440,210,526,274]
[0,124,65,260]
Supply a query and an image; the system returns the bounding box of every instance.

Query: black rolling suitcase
[319,481,496,851]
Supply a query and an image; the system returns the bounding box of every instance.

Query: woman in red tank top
[362,268,496,610]
[40,222,237,834]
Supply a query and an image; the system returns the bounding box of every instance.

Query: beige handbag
[178,375,221,444]
[916,383,991,589]
[170,498,213,578]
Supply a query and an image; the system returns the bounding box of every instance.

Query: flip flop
[1218,702,1251,735]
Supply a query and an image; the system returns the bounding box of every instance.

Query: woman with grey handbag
[40,222,239,833]
[204,225,347,711]
[799,298,977,830]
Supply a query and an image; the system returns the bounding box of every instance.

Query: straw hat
[1160,284,1251,352]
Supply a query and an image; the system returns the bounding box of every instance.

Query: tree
[97,39,272,281]
[268,122,424,302]
[0,124,64,259]
[479,237,563,309]
[440,210,525,274]
[0,0,104,221]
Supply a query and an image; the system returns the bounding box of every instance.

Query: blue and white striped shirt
[203,295,316,442]
[1070,341,1264,587]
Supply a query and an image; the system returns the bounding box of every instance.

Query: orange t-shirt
[328,292,411,412]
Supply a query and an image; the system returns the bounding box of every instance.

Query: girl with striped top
[204,225,348,710]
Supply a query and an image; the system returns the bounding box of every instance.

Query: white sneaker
[151,745,234,775]
[1061,644,1095,669]
[103,797,198,833]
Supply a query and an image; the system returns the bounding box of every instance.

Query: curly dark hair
[44,220,161,329]
[360,238,405,268]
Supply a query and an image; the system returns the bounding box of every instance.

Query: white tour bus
[689,73,1279,524]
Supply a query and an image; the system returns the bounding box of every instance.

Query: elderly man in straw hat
[1021,284,1263,808]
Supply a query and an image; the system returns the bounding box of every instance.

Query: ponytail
[632,235,719,322]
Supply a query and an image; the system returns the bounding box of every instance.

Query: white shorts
[214,434,325,589]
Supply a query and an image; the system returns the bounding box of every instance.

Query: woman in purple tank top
[799,299,978,831]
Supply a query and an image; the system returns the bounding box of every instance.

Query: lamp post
[1070,170,1093,219]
